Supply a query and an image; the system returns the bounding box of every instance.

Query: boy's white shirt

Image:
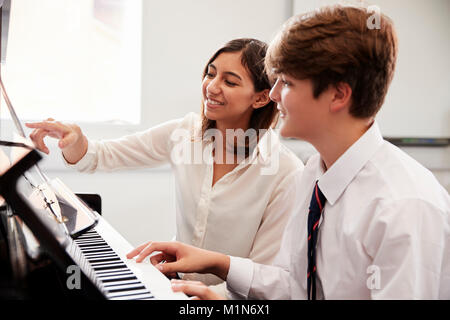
[227,121,450,299]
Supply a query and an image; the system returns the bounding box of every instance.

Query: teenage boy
[127,5,450,299]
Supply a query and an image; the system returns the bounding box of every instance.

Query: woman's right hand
[25,118,88,164]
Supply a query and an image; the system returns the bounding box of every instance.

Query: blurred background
[1,0,449,247]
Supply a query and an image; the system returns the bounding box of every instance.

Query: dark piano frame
[0,150,105,299]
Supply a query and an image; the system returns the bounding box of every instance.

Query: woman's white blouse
[66,112,304,288]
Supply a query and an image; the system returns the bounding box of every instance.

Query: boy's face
[270,74,329,141]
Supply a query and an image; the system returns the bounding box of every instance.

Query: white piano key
[105,282,147,292]
[83,252,118,258]
[79,245,112,252]
[87,256,121,263]
[107,288,152,299]
[103,280,141,288]
[98,273,137,282]
[95,267,130,275]
[109,293,155,300]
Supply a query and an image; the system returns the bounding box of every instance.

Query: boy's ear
[252,89,271,109]
[329,82,352,113]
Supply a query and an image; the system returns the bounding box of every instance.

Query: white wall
[140,0,292,128]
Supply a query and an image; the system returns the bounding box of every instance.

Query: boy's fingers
[155,260,182,274]
[135,242,177,263]
[149,252,166,265]
[170,280,223,300]
[126,241,152,259]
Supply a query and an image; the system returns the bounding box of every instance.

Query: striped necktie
[307,181,326,300]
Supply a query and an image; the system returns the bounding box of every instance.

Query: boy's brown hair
[266,5,398,118]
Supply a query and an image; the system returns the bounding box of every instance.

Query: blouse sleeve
[226,167,305,300]
[64,113,198,173]
[246,167,304,265]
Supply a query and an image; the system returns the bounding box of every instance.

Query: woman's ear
[329,82,352,113]
[252,89,271,109]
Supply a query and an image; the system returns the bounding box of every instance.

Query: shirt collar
[202,128,278,167]
[254,128,278,164]
[317,121,384,205]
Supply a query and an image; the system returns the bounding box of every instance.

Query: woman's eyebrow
[224,71,242,81]
[208,63,242,81]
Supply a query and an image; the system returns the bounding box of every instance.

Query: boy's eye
[281,79,291,87]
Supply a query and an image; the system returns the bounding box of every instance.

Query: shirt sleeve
[226,256,254,299]
[64,113,197,173]
[364,198,449,299]
[226,255,293,300]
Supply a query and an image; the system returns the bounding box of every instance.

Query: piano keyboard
[67,215,187,300]
[74,229,155,300]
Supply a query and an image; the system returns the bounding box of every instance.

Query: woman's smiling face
[202,51,261,130]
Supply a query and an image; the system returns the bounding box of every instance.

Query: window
[1,0,142,124]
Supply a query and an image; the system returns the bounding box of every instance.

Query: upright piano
[0,149,187,300]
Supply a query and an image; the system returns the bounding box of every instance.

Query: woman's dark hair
[200,38,278,135]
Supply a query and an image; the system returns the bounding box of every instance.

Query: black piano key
[90,261,125,268]
[96,268,131,276]
[92,263,126,272]
[79,247,111,253]
[93,263,128,271]
[88,257,122,264]
[103,280,141,288]
[85,252,119,258]
[102,276,138,283]
[76,235,103,241]
[107,285,146,293]
[81,248,114,254]
[77,240,108,246]
[78,244,108,249]
[82,230,97,234]
[75,234,102,239]
[97,272,134,279]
